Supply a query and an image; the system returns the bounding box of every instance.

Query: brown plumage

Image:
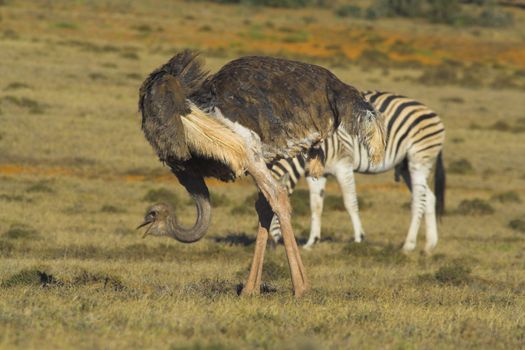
[192,55,384,163]
[137,50,385,297]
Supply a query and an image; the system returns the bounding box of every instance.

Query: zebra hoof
[423,244,437,255]
[303,237,320,250]
[402,241,416,253]
[354,233,365,243]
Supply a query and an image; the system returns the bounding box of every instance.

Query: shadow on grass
[1,268,127,292]
[183,278,237,299]
[3,224,40,240]
[1,269,61,288]
[6,242,240,263]
[342,241,408,265]
[213,232,255,246]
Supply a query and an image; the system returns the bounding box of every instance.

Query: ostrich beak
[137,220,153,238]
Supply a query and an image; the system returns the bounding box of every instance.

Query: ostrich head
[137,203,172,238]
[137,172,212,243]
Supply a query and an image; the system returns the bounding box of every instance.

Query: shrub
[456,199,494,215]
[290,189,310,216]
[2,269,60,287]
[0,194,27,202]
[132,24,152,33]
[357,48,390,66]
[230,205,254,216]
[417,65,458,85]
[183,278,234,299]
[1,95,46,114]
[125,73,142,80]
[53,22,78,30]
[373,0,424,18]
[368,0,512,27]
[426,0,461,24]
[476,5,513,27]
[490,75,519,90]
[143,188,179,207]
[72,270,125,291]
[211,192,231,206]
[101,205,126,213]
[487,120,512,131]
[434,263,472,285]
[389,40,415,55]
[491,191,521,204]
[335,5,362,18]
[230,193,257,216]
[192,0,323,7]
[199,25,213,32]
[120,51,139,60]
[324,195,346,212]
[3,224,40,240]
[4,82,31,90]
[440,96,465,104]
[26,180,54,193]
[0,240,14,256]
[282,30,310,43]
[509,219,525,233]
[448,159,474,174]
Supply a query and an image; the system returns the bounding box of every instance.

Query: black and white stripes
[270,91,446,253]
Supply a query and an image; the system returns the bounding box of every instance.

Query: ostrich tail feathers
[181,105,249,176]
[139,50,210,163]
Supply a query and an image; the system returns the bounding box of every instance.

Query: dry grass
[1,0,525,349]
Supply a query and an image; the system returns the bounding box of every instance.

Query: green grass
[0,0,525,349]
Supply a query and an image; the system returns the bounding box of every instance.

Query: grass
[1,95,47,114]
[456,199,495,216]
[448,159,474,175]
[143,188,180,206]
[508,219,525,233]
[0,0,525,349]
[491,191,521,204]
[3,223,40,240]
[26,180,54,193]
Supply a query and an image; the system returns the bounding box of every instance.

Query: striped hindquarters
[270,132,345,191]
[270,91,445,187]
[359,91,445,171]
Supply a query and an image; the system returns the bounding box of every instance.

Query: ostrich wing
[192,56,373,162]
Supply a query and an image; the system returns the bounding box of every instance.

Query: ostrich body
[138,51,385,297]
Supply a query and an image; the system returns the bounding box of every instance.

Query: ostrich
[136,51,385,297]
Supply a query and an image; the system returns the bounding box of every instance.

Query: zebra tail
[434,151,446,219]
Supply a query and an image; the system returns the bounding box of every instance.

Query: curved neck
[166,191,211,243]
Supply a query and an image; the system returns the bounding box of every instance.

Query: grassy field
[1,0,525,349]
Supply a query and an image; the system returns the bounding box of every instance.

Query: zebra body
[270,91,446,253]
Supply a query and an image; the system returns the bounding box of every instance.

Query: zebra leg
[269,215,282,244]
[334,161,365,243]
[402,163,430,252]
[424,186,438,254]
[304,176,327,249]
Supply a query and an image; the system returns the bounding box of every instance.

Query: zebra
[270,90,446,253]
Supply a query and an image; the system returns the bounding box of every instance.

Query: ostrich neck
[166,171,212,243]
[165,193,211,243]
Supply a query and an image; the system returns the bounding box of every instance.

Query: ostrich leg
[246,158,309,297]
[242,193,272,295]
